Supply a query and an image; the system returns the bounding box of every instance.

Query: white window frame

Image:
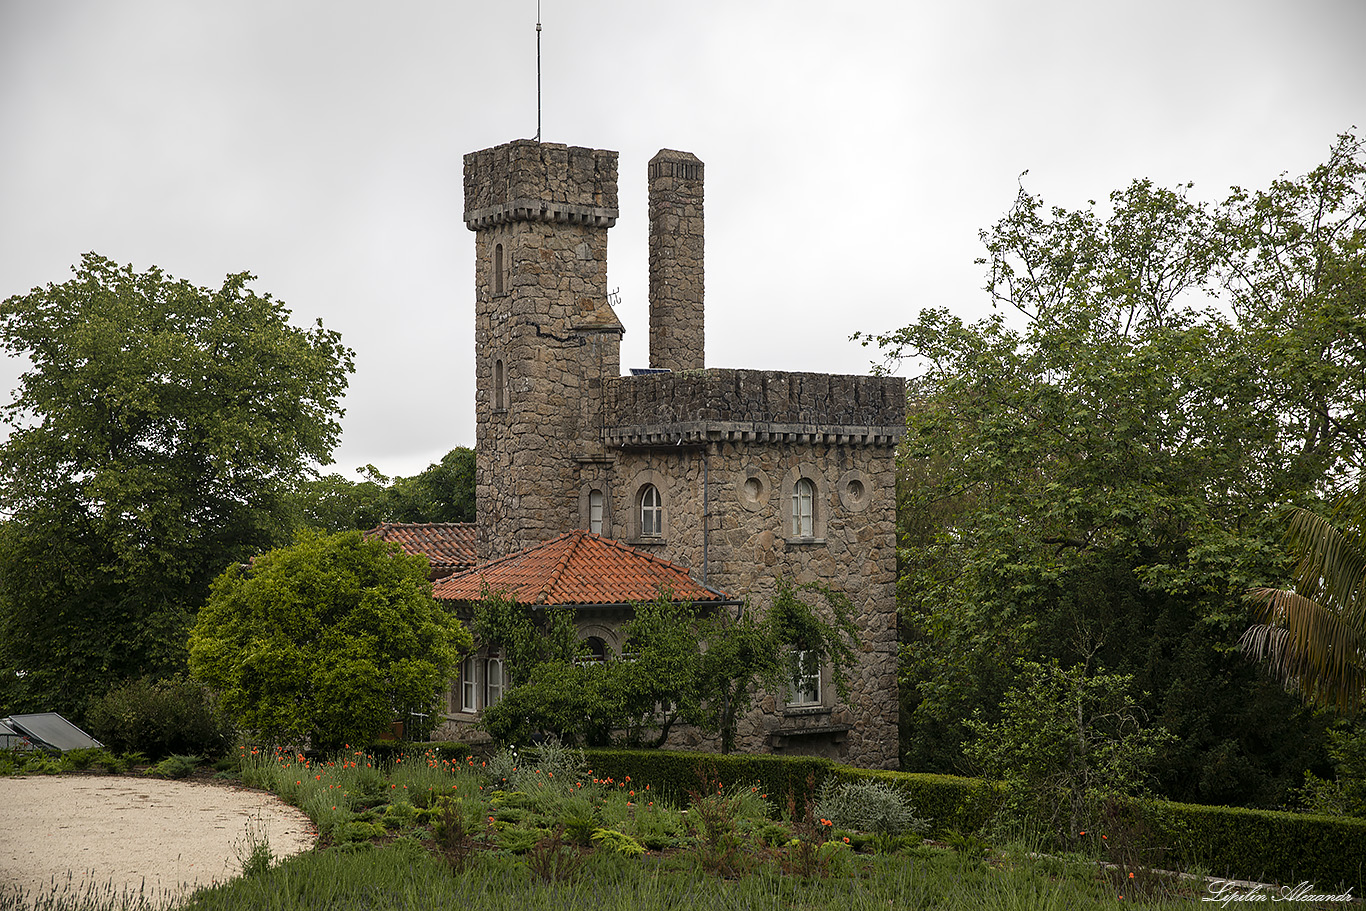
[640,484,663,538]
[792,477,815,538]
[589,489,604,535]
[460,655,478,713]
[787,649,822,707]
[485,657,505,707]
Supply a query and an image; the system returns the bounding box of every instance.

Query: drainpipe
[702,447,710,586]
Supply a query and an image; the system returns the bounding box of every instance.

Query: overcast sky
[2,0,1363,479]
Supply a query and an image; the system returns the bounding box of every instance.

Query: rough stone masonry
[450,138,904,769]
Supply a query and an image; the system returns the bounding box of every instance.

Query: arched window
[589,489,604,535]
[640,484,662,538]
[485,657,504,707]
[494,243,504,295]
[581,636,608,665]
[493,359,505,411]
[792,478,815,538]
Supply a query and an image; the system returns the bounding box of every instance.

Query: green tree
[0,254,353,720]
[288,448,477,533]
[1295,720,1366,818]
[868,132,1366,807]
[966,661,1173,845]
[385,448,476,524]
[289,472,391,534]
[188,530,470,748]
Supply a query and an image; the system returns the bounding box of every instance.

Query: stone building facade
[441,138,903,769]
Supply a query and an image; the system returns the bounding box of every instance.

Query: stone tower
[463,140,623,559]
[648,150,705,372]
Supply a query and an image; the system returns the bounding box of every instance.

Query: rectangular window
[787,649,821,707]
[485,657,505,707]
[460,655,478,713]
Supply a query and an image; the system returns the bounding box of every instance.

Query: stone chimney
[648,149,704,372]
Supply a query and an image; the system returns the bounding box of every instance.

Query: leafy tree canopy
[866,132,1365,806]
[0,254,354,719]
[188,530,470,749]
[290,447,476,532]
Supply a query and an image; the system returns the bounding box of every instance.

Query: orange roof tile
[432,530,732,606]
[366,523,477,575]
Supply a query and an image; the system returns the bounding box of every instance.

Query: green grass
[175,839,1197,910]
[1,745,1208,910]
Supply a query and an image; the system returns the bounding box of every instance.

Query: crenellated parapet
[603,368,905,448]
[463,140,619,230]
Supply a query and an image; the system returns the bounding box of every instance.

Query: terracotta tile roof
[366,523,477,576]
[432,529,732,607]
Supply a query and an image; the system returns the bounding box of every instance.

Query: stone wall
[605,428,902,769]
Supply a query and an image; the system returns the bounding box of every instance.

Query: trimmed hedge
[1132,797,1366,891]
[583,749,837,812]
[579,748,1365,890]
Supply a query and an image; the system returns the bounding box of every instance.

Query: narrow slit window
[494,359,505,410]
[494,243,504,295]
[589,489,604,535]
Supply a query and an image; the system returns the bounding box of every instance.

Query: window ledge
[785,537,825,546]
[783,705,830,718]
[628,537,666,546]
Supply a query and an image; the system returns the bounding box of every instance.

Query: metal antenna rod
[535,1,542,142]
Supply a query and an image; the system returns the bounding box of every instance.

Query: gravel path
[0,774,315,907]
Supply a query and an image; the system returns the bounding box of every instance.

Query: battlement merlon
[603,369,906,448]
[463,140,619,230]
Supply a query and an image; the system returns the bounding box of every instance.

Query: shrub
[833,769,1003,837]
[591,828,646,857]
[812,779,926,838]
[146,754,200,779]
[87,675,235,759]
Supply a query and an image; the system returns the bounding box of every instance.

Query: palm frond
[1283,507,1366,624]
[1243,587,1366,714]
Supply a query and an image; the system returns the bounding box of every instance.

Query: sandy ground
[0,774,315,906]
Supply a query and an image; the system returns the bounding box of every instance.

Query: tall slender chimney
[648,149,704,372]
